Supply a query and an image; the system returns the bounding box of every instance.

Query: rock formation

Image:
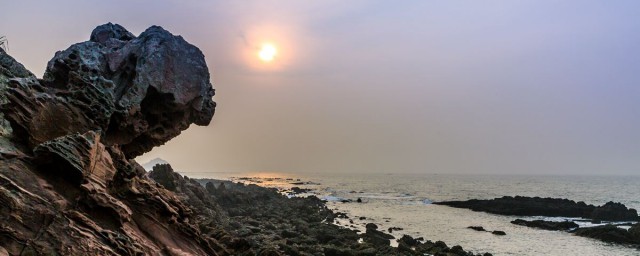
[0,23,222,255]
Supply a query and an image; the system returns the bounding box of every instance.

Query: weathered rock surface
[0,24,222,255]
[435,196,639,221]
[4,22,216,156]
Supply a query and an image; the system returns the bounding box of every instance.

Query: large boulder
[31,23,216,158]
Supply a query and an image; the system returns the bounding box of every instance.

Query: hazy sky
[2,1,639,175]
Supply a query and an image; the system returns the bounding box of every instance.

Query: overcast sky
[2,1,639,175]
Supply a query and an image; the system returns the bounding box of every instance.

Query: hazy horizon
[3,1,639,175]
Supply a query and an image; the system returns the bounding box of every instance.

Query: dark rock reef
[510,219,579,231]
[0,23,222,255]
[437,196,640,247]
[466,226,506,236]
[572,224,640,245]
[435,196,639,221]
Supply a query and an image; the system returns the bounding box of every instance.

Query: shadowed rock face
[0,24,222,255]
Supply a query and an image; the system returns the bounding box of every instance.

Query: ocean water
[183,172,640,256]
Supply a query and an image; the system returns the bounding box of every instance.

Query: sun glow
[258,44,277,62]
[241,25,297,70]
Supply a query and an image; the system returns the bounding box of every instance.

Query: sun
[258,44,277,62]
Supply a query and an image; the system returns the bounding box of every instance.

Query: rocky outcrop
[511,219,579,231]
[0,23,222,255]
[435,196,639,221]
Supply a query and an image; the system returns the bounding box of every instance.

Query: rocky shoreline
[436,196,640,247]
[149,164,493,255]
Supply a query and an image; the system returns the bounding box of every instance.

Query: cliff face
[0,24,224,255]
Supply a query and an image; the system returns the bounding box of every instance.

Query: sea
[180,172,640,256]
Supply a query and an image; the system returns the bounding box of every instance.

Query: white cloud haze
[2,0,639,175]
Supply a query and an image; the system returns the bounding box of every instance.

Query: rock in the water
[511,219,579,231]
[468,226,486,232]
[590,202,639,222]
[491,230,506,236]
[435,196,639,221]
[387,227,403,233]
[573,225,639,245]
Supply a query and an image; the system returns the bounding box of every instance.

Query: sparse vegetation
[0,36,7,51]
